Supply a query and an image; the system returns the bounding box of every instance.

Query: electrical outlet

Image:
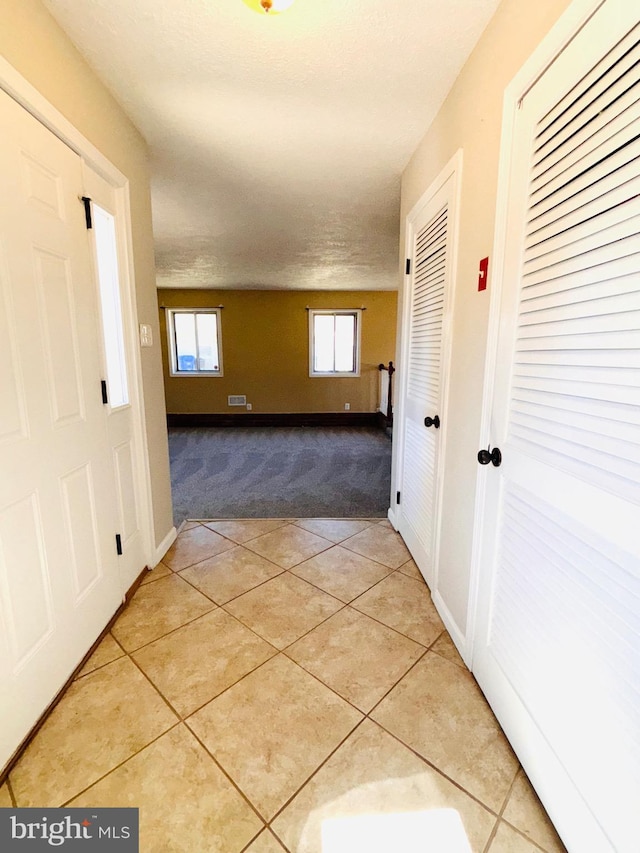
[246,403,252,411]
[344,403,350,410]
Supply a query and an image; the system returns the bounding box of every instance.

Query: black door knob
[424,415,440,429]
[477,447,502,467]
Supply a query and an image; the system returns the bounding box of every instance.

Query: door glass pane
[196,313,219,371]
[174,313,197,371]
[314,315,335,372]
[334,314,356,372]
[93,204,129,406]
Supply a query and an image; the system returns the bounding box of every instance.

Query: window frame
[308,309,362,378]
[167,308,223,377]
[92,201,130,409]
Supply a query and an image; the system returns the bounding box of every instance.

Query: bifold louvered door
[473,3,640,851]
[397,174,454,590]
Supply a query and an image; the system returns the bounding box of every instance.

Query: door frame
[467,0,607,664]
[390,149,463,648]
[0,56,157,585]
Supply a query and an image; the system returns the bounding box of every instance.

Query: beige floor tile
[372,653,519,812]
[224,573,343,649]
[272,719,496,853]
[188,655,362,820]
[133,609,276,717]
[244,525,331,569]
[112,574,216,651]
[503,770,567,852]
[70,725,262,853]
[377,519,393,528]
[488,821,543,853]
[245,830,288,853]
[294,518,374,543]
[76,632,124,678]
[287,607,424,712]
[180,545,283,604]
[397,558,424,581]
[341,524,410,568]
[290,545,393,603]
[140,561,172,585]
[431,630,466,668]
[0,783,13,807]
[180,521,201,531]
[163,525,235,571]
[204,518,291,544]
[352,571,444,646]
[10,657,177,807]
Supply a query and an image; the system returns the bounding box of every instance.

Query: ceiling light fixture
[242,0,296,14]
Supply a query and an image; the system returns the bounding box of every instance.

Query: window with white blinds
[510,22,640,504]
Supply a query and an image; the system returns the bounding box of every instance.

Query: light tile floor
[3,519,567,853]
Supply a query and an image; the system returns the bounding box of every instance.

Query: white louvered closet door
[397,175,454,591]
[473,3,640,852]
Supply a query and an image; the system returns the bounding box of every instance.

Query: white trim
[0,60,157,579]
[467,0,609,667]
[432,590,469,667]
[0,56,127,185]
[152,526,177,568]
[386,506,399,530]
[431,150,462,606]
[117,182,157,571]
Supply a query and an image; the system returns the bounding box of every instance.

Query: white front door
[0,90,122,769]
[83,167,147,590]
[472,3,640,851]
[394,159,459,597]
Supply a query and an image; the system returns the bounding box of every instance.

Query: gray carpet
[168,426,392,523]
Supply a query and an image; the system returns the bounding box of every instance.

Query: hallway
[2,519,565,853]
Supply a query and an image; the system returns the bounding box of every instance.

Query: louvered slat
[525,207,640,266]
[529,157,639,235]
[407,206,447,404]
[508,20,640,502]
[534,24,640,153]
[532,86,640,189]
[530,134,640,218]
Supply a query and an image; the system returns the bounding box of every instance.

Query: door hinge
[101,380,108,405]
[396,491,401,504]
[81,196,93,229]
[405,258,411,275]
[116,534,123,556]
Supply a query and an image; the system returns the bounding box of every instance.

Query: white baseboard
[387,507,399,530]
[433,590,470,668]
[152,526,177,567]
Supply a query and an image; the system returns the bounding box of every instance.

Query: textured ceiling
[43,0,500,290]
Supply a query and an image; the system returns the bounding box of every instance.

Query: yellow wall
[1,0,174,549]
[158,290,397,414]
[397,0,574,636]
